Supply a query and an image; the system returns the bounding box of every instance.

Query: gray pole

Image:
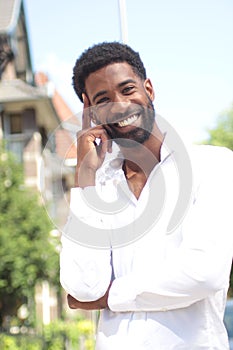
[118,0,128,44]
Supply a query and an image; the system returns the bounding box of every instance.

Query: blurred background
[0,0,232,349]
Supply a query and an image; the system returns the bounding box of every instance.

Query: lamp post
[118,0,128,44]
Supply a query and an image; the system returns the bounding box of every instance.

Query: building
[0,0,80,326]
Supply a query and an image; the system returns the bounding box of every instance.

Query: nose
[92,94,132,125]
[108,92,131,115]
[109,101,130,116]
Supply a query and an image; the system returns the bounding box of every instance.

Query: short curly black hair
[72,41,147,102]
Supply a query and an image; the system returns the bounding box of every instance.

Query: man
[60,42,233,349]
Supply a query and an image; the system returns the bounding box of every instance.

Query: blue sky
[24,0,233,143]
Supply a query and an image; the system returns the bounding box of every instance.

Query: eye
[122,85,135,94]
[96,97,109,105]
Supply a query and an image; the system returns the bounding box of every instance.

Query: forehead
[85,62,141,97]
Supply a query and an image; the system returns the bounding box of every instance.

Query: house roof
[0,78,50,102]
[0,0,33,83]
[35,72,80,164]
[0,0,21,34]
[0,79,60,131]
[0,1,77,167]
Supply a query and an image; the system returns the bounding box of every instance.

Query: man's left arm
[67,283,111,310]
[107,147,233,312]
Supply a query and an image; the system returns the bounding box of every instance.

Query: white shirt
[60,142,233,350]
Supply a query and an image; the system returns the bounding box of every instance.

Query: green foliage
[0,333,42,350]
[0,318,95,350]
[0,145,60,325]
[0,334,19,350]
[203,103,233,295]
[43,319,95,350]
[204,104,233,150]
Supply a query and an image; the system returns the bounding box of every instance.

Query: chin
[114,129,151,148]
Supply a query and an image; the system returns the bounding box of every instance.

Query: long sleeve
[108,146,233,312]
[60,187,112,302]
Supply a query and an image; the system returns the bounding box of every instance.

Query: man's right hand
[75,94,112,187]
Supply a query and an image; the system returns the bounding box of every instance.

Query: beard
[103,99,155,148]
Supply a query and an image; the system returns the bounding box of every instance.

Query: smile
[115,113,140,127]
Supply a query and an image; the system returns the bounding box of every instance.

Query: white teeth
[117,114,139,127]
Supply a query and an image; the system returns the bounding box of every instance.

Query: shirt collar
[106,132,173,175]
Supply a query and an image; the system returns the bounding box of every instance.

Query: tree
[204,103,233,150]
[203,103,233,295]
[0,144,60,328]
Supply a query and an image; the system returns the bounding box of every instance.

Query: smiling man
[60,42,233,349]
[84,62,156,148]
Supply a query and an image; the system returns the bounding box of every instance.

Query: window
[10,114,22,134]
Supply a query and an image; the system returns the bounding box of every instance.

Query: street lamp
[118,0,128,44]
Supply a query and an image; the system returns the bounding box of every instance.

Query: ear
[144,78,155,101]
[82,93,90,108]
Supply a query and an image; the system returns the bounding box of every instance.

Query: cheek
[91,110,108,125]
[90,105,110,125]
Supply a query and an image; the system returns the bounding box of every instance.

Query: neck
[120,123,164,177]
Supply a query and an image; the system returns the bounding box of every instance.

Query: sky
[24,0,233,144]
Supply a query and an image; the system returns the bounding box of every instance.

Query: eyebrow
[118,78,137,87]
[92,78,137,103]
[93,90,107,103]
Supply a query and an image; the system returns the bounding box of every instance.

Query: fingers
[97,138,109,159]
[101,136,113,157]
[67,294,79,309]
[108,138,113,153]
[75,126,112,187]
[77,126,111,163]
[82,93,92,130]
